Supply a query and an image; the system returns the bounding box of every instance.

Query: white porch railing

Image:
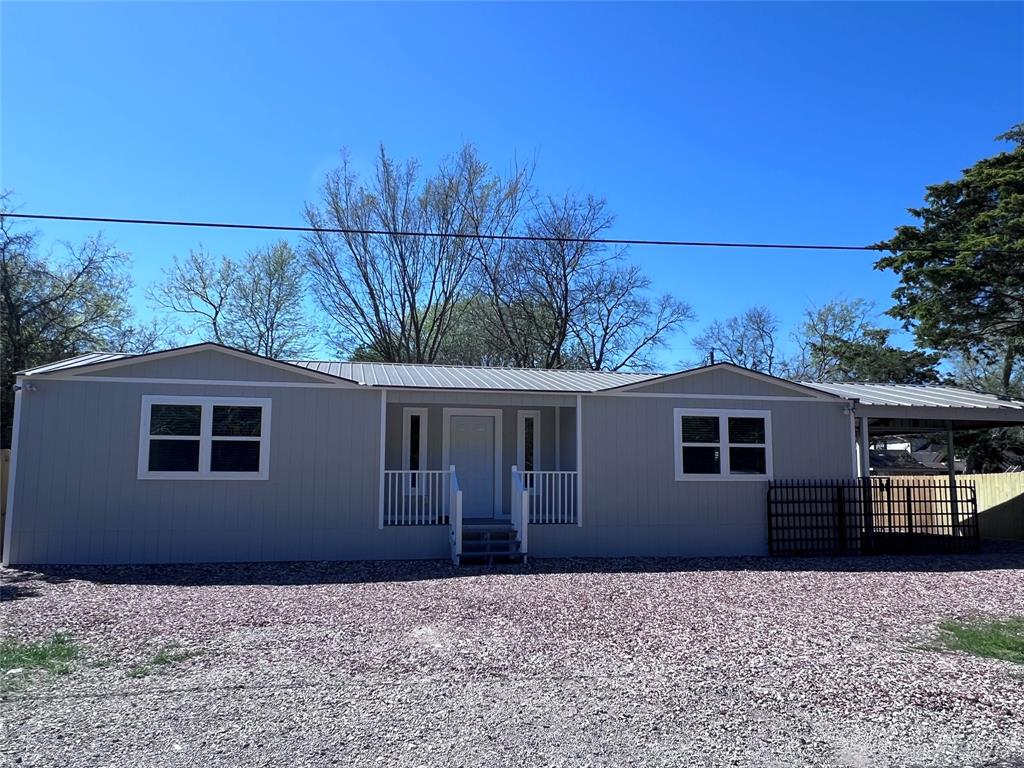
[382,469,454,526]
[517,470,579,525]
[510,466,529,562]
[449,466,463,565]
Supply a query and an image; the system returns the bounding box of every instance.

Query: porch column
[946,420,960,533]
[858,416,870,478]
[576,395,583,527]
[555,405,561,471]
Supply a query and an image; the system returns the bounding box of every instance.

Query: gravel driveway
[2,552,1024,768]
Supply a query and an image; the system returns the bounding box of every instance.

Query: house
[4,343,1024,566]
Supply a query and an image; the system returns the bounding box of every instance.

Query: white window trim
[673,408,773,482]
[401,407,429,494]
[138,395,272,480]
[517,410,541,488]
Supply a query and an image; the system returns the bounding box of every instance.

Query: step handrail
[448,465,463,565]
[510,466,529,562]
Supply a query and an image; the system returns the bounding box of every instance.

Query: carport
[767,382,1024,556]
[802,381,1024,482]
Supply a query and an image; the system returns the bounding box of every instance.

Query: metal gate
[767,478,979,556]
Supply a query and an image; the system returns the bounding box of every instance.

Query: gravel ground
[2,551,1024,768]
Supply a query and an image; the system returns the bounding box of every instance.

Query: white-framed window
[138,395,271,480]
[402,407,428,492]
[673,408,772,481]
[517,410,541,487]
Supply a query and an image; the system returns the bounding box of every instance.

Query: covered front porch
[377,391,582,534]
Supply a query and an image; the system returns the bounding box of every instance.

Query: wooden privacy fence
[767,477,979,557]
[891,473,1024,540]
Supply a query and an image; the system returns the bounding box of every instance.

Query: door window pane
[148,439,200,471]
[210,441,261,472]
[681,416,719,443]
[212,406,262,437]
[730,447,767,474]
[150,405,201,436]
[728,417,765,444]
[683,446,721,474]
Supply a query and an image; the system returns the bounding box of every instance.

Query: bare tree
[470,192,691,370]
[458,150,534,366]
[150,247,234,345]
[225,242,312,358]
[304,145,480,362]
[151,240,313,358]
[306,145,693,369]
[692,305,785,374]
[571,264,694,371]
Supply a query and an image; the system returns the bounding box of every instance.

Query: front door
[449,414,496,518]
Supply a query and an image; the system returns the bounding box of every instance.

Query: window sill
[138,472,269,481]
[674,474,772,482]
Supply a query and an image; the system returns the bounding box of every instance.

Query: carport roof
[801,381,1024,434]
[800,381,1024,411]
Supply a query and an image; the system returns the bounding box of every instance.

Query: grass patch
[151,645,203,666]
[0,633,79,676]
[937,618,1024,664]
[127,644,203,679]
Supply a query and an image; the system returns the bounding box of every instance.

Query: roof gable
[603,363,844,400]
[26,343,359,385]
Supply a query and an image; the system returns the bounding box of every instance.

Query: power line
[3,212,1020,256]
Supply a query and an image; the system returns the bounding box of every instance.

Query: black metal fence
[767,478,979,557]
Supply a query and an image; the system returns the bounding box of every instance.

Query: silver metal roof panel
[801,381,1024,410]
[287,360,660,392]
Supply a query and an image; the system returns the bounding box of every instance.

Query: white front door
[449,414,496,518]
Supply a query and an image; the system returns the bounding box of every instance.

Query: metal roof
[19,352,131,376]
[17,348,1024,410]
[18,350,659,392]
[801,381,1024,411]
[288,361,660,392]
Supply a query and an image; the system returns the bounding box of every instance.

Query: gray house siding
[6,377,449,565]
[7,351,858,565]
[530,379,854,558]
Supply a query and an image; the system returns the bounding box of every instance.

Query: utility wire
[4,212,1020,256]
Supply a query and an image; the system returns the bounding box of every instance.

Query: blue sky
[3,2,1022,367]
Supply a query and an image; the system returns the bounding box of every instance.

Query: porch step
[459,524,524,565]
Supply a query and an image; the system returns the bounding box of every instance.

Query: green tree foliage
[948,345,1024,472]
[1,196,160,446]
[691,298,941,383]
[876,124,1024,394]
[811,328,941,384]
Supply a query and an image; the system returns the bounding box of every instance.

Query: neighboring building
[4,344,1024,566]
[869,436,967,476]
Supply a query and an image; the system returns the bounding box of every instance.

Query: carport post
[858,416,870,477]
[946,420,960,534]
